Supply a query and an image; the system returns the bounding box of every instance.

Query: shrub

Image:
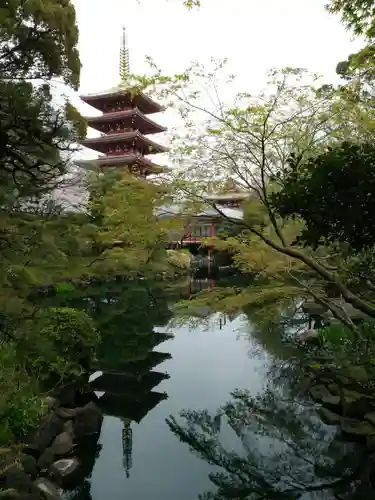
[319,323,355,346]
[26,307,101,380]
[0,342,45,443]
[166,249,192,269]
[55,282,76,294]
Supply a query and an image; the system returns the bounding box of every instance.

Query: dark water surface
[53,279,369,500]
[91,314,268,500]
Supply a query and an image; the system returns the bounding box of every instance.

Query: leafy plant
[0,343,46,444]
[319,324,355,346]
[25,307,101,381]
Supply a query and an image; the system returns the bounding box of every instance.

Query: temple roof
[85,108,167,135]
[80,85,164,115]
[156,203,244,220]
[205,179,249,202]
[80,130,169,155]
[205,192,249,202]
[76,153,166,175]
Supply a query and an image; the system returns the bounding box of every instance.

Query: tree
[327,0,375,36]
[327,0,375,95]
[135,62,375,329]
[0,0,95,442]
[0,0,80,89]
[270,142,375,252]
[0,80,86,203]
[85,170,184,278]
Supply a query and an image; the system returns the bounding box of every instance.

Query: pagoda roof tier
[76,153,167,175]
[100,351,172,375]
[80,130,169,155]
[91,370,170,395]
[85,108,166,135]
[109,352,172,376]
[97,391,168,422]
[80,86,164,115]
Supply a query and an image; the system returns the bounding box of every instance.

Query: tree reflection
[166,368,373,499]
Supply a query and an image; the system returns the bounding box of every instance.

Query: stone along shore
[0,383,103,500]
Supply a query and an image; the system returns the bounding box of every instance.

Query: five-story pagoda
[78,28,168,177]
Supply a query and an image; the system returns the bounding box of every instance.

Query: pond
[50,278,371,500]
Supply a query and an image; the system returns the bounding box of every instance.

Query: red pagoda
[78,28,168,177]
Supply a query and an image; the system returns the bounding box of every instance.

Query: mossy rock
[310,385,333,402]
[341,389,375,418]
[319,407,341,426]
[367,434,375,452]
[310,385,340,408]
[341,418,375,439]
[365,412,375,427]
[346,365,370,384]
[327,384,341,397]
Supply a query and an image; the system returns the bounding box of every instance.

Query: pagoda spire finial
[120,26,130,84]
[122,418,133,478]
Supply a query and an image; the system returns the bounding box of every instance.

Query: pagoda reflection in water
[91,329,172,478]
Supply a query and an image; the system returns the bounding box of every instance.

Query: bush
[0,342,46,443]
[319,323,355,346]
[26,307,101,380]
[166,249,192,269]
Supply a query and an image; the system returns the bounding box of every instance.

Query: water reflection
[167,360,374,500]
[46,277,375,500]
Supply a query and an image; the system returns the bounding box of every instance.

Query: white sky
[68,0,364,155]
[61,0,364,206]
[73,0,362,96]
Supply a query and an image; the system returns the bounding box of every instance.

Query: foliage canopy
[271,142,375,251]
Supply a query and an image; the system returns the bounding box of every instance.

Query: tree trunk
[256,230,375,320]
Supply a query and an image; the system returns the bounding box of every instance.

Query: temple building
[159,180,249,247]
[77,28,168,178]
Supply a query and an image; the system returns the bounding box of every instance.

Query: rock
[74,402,103,438]
[56,408,76,420]
[0,489,19,499]
[322,394,341,408]
[331,299,366,320]
[49,458,80,484]
[336,374,352,387]
[63,420,74,437]
[55,384,76,408]
[0,491,41,500]
[37,448,55,471]
[365,412,375,427]
[310,385,331,402]
[296,329,320,345]
[51,432,74,457]
[327,384,341,396]
[45,397,58,410]
[340,417,375,439]
[367,435,375,452]
[5,467,36,494]
[3,493,43,500]
[20,454,37,478]
[24,414,64,453]
[346,365,370,384]
[0,448,12,455]
[310,385,340,407]
[302,301,327,316]
[319,407,341,426]
[341,389,373,418]
[34,478,63,500]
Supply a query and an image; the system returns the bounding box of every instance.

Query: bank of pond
[2,277,375,500]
